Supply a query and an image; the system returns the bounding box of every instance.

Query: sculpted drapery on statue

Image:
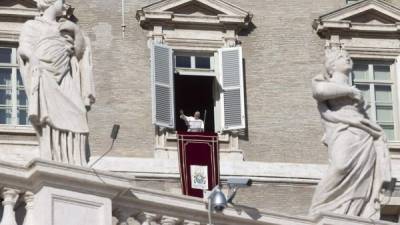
[18,0,95,166]
[310,49,391,218]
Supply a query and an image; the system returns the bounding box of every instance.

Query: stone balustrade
[0,159,397,225]
[0,188,33,225]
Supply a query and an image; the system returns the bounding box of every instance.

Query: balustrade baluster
[137,212,158,225]
[0,188,20,225]
[113,208,142,225]
[183,220,200,225]
[160,216,180,225]
[22,192,34,225]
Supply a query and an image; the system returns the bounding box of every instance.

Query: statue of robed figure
[17,0,95,166]
[309,48,391,218]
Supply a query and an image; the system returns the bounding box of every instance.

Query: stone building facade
[2,0,400,222]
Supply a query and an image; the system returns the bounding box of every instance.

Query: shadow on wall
[0,200,27,225]
[239,58,249,141]
[237,21,256,141]
[15,202,26,225]
[232,203,262,220]
[238,22,257,37]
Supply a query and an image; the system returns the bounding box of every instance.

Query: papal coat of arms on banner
[190,165,208,190]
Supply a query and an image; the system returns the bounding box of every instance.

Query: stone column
[0,188,20,225]
[160,216,180,225]
[22,192,34,225]
[183,220,200,225]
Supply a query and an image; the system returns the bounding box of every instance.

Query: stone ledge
[0,159,396,225]
[89,156,325,184]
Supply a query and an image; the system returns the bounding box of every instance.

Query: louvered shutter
[219,47,245,130]
[151,44,175,128]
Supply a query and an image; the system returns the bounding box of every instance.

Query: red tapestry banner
[177,131,219,198]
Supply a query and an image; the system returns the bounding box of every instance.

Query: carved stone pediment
[313,0,400,37]
[0,0,36,8]
[136,0,251,30]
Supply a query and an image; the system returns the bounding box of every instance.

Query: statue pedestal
[33,186,112,225]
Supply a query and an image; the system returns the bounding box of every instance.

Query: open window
[138,0,251,158]
[150,44,246,133]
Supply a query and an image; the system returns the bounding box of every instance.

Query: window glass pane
[18,108,28,125]
[18,89,27,106]
[0,108,12,124]
[376,105,393,122]
[356,84,370,103]
[375,85,392,103]
[353,64,368,80]
[195,56,211,69]
[373,65,390,81]
[175,55,191,68]
[0,69,12,86]
[0,89,12,105]
[380,124,395,140]
[0,48,12,64]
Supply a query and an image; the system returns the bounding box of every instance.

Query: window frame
[174,52,216,77]
[152,44,246,133]
[173,50,220,132]
[351,58,399,141]
[0,46,29,125]
[0,7,37,135]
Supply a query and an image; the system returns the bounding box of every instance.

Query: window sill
[175,68,215,77]
[0,124,35,135]
[165,131,230,142]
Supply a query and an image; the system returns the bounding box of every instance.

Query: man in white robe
[180,110,204,132]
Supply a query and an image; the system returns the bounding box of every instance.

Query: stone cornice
[313,20,400,38]
[312,0,400,38]
[141,0,249,17]
[0,30,20,43]
[0,7,38,18]
[319,0,400,21]
[89,156,325,184]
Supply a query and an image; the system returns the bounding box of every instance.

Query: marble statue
[309,49,391,218]
[18,0,95,166]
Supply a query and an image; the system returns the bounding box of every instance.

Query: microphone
[90,124,120,168]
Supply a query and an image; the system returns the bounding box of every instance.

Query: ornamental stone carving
[18,0,95,166]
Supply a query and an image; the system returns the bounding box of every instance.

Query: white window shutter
[151,43,175,128]
[219,47,245,130]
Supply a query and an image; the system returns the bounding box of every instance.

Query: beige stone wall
[68,0,349,163]
[68,0,157,158]
[133,178,316,215]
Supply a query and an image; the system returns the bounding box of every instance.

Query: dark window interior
[174,74,214,132]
